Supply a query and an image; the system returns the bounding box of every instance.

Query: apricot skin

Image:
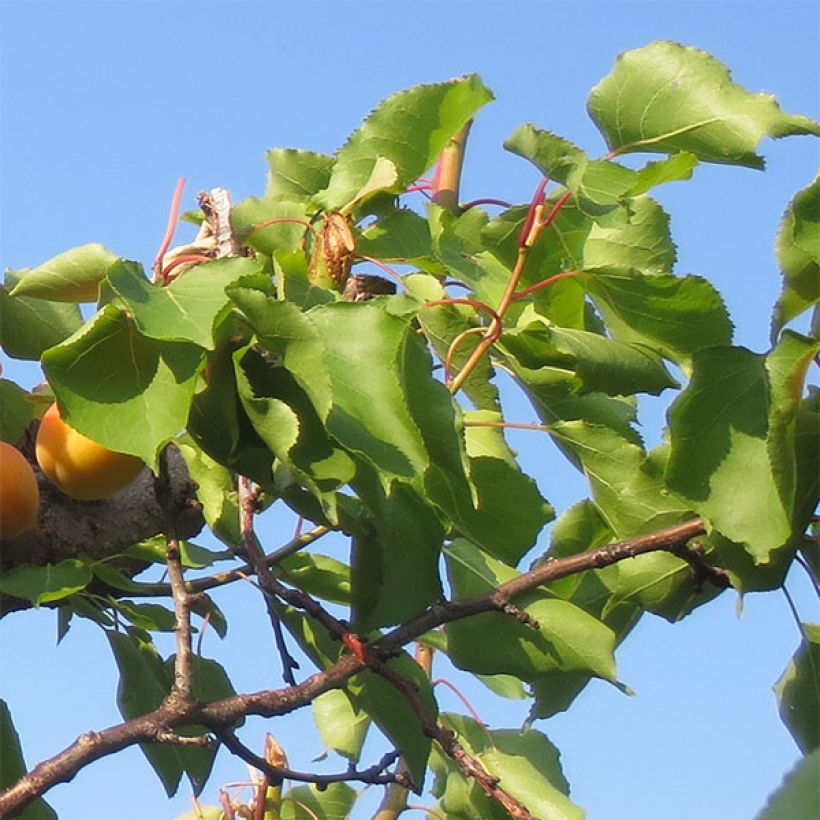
[0,441,40,539]
[36,404,144,500]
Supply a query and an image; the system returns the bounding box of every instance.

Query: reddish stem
[160,254,214,282]
[251,216,316,237]
[432,678,488,731]
[426,298,502,328]
[358,256,406,287]
[518,177,549,249]
[462,198,513,210]
[511,269,583,302]
[539,190,573,231]
[463,420,549,432]
[153,177,187,281]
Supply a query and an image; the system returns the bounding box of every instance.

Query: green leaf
[234,344,355,523]
[0,699,58,820]
[505,125,637,213]
[0,379,35,443]
[106,630,182,796]
[666,346,794,560]
[444,539,618,682]
[279,552,351,605]
[114,600,177,632]
[280,782,357,820]
[628,152,699,195]
[482,202,591,293]
[347,652,437,789]
[187,344,275,489]
[772,177,820,340]
[162,654,239,795]
[0,270,84,360]
[503,319,678,397]
[311,689,370,763]
[408,273,501,412]
[176,435,241,547]
[266,147,335,201]
[582,195,677,273]
[758,748,820,820]
[350,479,444,630]
[107,631,235,797]
[766,333,820,531]
[589,40,820,167]
[775,624,820,754]
[9,243,119,302]
[0,559,92,605]
[42,304,204,469]
[357,207,438,266]
[108,257,261,349]
[586,268,733,367]
[314,75,494,211]
[231,197,311,255]
[431,714,582,820]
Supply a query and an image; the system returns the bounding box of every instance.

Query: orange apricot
[35,404,144,500]
[0,440,40,539]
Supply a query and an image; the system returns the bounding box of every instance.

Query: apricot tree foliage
[0,41,818,819]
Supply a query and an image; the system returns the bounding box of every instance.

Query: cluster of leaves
[1,41,818,818]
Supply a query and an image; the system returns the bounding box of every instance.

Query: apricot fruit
[0,440,40,539]
[36,404,144,500]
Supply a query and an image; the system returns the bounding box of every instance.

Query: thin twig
[238,476,300,685]
[0,518,707,817]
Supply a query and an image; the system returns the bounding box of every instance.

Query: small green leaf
[431,714,582,820]
[231,197,311,255]
[350,480,444,630]
[758,748,820,820]
[42,304,204,469]
[0,380,35,443]
[666,346,793,560]
[357,208,438,266]
[114,600,177,632]
[583,195,677,273]
[280,782,357,820]
[0,699,58,820]
[266,148,335,201]
[775,624,820,754]
[589,40,820,167]
[314,75,494,211]
[109,257,261,349]
[445,539,618,682]
[587,268,733,367]
[176,435,241,547]
[347,652,437,790]
[503,320,678,397]
[279,552,351,605]
[772,177,820,340]
[9,243,119,302]
[106,630,182,796]
[505,125,637,213]
[0,559,92,605]
[311,689,370,763]
[628,152,699,195]
[0,270,84,360]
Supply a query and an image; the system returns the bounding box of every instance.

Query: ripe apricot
[0,441,40,539]
[35,404,144,500]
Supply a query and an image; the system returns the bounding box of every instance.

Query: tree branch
[0,517,707,817]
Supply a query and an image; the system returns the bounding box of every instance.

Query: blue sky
[1,2,818,819]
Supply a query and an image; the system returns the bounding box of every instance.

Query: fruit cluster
[0,404,144,539]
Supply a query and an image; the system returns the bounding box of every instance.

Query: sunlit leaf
[589,41,820,167]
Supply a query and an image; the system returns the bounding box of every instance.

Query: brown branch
[0,518,707,817]
[156,449,197,701]
[238,476,300,686]
[431,119,472,213]
[217,730,403,789]
[1,442,203,617]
